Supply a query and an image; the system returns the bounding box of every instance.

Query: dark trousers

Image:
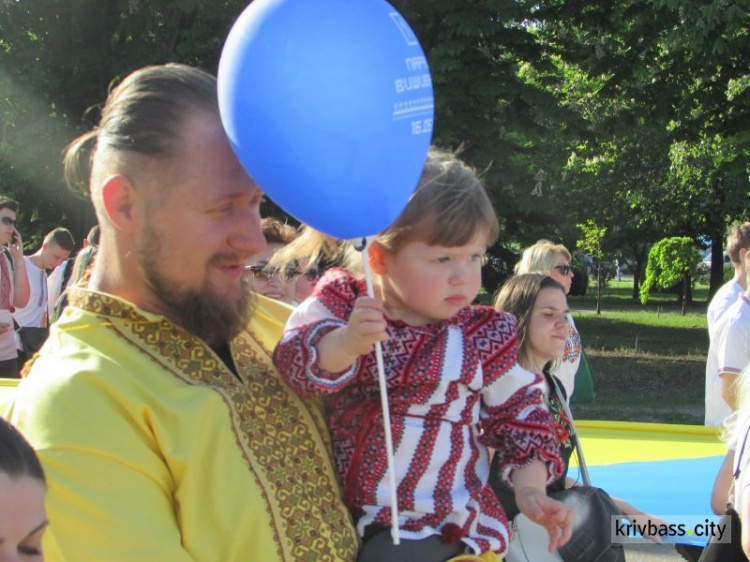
[0,357,19,378]
[357,527,465,562]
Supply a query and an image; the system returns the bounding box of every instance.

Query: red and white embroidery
[273,268,563,555]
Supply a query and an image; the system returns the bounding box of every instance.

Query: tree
[0,0,249,246]
[640,237,702,315]
[533,0,749,299]
[576,219,607,315]
[0,0,747,263]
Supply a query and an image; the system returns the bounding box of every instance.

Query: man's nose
[230,209,267,256]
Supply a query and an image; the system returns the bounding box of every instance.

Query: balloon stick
[358,235,400,545]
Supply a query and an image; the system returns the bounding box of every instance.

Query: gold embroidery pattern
[67,288,358,561]
[245,328,337,456]
[231,335,357,560]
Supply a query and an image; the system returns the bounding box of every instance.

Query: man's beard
[138,238,253,344]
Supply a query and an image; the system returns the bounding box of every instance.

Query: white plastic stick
[359,235,400,545]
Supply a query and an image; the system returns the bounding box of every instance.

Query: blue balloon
[218,0,434,239]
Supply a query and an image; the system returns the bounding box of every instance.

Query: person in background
[0,417,47,561]
[7,63,357,561]
[705,222,750,427]
[246,217,298,305]
[47,225,99,318]
[294,259,321,303]
[491,274,655,558]
[513,240,581,400]
[0,198,29,378]
[712,362,750,558]
[13,227,74,366]
[49,244,98,324]
[716,245,750,416]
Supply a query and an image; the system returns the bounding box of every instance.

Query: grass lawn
[567,277,709,425]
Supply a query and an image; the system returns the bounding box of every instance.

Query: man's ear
[101,174,137,233]
[368,241,388,275]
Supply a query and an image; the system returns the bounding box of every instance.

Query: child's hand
[316,297,388,373]
[341,297,388,357]
[516,487,573,552]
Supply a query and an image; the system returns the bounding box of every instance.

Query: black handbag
[18,326,49,355]
[553,486,624,562]
[553,376,625,562]
[698,426,750,562]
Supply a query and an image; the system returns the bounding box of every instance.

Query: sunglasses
[554,264,572,275]
[246,265,300,282]
[1,217,16,227]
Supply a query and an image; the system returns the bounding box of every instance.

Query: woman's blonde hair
[272,146,499,272]
[514,239,572,276]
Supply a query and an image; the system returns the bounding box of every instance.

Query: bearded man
[7,64,357,562]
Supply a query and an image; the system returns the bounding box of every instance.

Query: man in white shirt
[13,227,74,366]
[47,225,99,317]
[706,222,750,426]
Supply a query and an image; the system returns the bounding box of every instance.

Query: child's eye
[470,254,488,265]
[435,256,450,264]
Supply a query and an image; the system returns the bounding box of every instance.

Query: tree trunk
[596,263,602,315]
[709,232,724,301]
[631,244,647,300]
[681,274,688,316]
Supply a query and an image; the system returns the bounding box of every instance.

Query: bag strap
[733,423,750,481]
[2,246,14,272]
[549,374,591,486]
[60,258,74,291]
[724,422,750,508]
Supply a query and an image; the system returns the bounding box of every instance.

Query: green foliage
[640,237,701,304]
[576,219,608,313]
[0,0,249,242]
[576,220,607,259]
[0,0,747,261]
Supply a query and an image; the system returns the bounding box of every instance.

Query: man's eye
[213,203,234,214]
[18,545,42,556]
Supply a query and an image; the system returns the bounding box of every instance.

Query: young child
[272,148,571,561]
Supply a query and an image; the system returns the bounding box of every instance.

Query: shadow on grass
[585,353,704,399]
[573,315,708,356]
[573,351,705,424]
[569,280,710,314]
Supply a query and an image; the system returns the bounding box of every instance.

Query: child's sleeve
[472,308,564,486]
[272,269,364,399]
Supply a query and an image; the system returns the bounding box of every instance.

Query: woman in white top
[514,240,582,400]
[712,363,750,558]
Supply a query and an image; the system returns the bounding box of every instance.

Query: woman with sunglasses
[513,240,581,399]
[294,261,321,303]
[246,217,300,305]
